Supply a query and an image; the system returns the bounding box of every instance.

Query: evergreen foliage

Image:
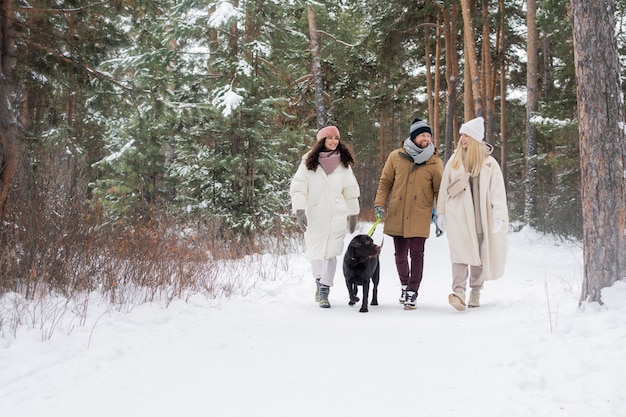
[3,0,626,244]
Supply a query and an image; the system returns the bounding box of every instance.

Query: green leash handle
[367,217,382,237]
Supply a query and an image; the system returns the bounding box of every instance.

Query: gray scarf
[403,138,435,165]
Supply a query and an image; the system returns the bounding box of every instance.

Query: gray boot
[315,280,321,302]
[449,288,466,311]
[468,289,480,308]
[319,285,331,308]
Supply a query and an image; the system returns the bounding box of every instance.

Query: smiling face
[413,132,432,149]
[324,135,339,151]
[459,133,471,149]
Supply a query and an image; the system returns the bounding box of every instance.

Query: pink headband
[316,126,340,141]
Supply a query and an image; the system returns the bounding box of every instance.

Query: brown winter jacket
[374,146,443,238]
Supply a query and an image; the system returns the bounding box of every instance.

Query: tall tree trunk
[463,42,473,121]
[0,0,19,223]
[308,6,326,128]
[425,27,434,134]
[434,16,442,148]
[460,0,483,118]
[572,0,626,304]
[524,0,539,224]
[481,0,494,144]
[498,0,508,183]
[229,0,241,194]
[436,1,459,163]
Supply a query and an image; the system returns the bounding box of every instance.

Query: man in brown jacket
[374,118,443,310]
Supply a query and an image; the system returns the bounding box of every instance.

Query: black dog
[343,234,381,313]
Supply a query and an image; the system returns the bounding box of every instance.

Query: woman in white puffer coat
[290,126,360,308]
[436,117,509,311]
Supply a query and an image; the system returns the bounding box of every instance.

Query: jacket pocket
[447,172,470,198]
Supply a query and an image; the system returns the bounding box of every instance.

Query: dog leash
[366,217,385,252]
[367,217,381,237]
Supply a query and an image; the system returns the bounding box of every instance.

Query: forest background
[0,0,624,327]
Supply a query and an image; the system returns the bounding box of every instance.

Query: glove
[374,206,385,221]
[348,215,358,233]
[493,218,504,234]
[436,214,446,231]
[295,209,307,232]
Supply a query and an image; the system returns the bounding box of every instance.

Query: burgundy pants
[392,236,426,293]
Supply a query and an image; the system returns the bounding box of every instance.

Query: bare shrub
[0,142,300,340]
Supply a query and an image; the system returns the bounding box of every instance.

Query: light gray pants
[452,263,484,295]
[311,257,337,287]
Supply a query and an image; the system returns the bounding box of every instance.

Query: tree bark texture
[307,6,326,129]
[0,0,19,222]
[460,0,483,119]
[524,0,538,224]
[572,0,626,303]
[481,0,494,144]
[498,0,508,181]
[441,2,459,163]
[433,16,442,148]
[425,28,434,141]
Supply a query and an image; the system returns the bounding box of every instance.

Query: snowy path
[1,226,624,417]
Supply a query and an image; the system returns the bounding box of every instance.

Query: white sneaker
[398,285,408,304]
[403,291,417,310]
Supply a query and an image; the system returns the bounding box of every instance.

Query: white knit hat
[459,116,485,142]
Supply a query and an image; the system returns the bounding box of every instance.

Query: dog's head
[347,234,381,262]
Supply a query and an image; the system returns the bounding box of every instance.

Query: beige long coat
[436,148,509,280]
[374,147,443,238]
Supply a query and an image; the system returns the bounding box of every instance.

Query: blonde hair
[451,137,486,176]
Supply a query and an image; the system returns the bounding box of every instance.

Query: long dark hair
[305,139,355,171]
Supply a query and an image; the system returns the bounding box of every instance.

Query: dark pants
[392,236,426,293]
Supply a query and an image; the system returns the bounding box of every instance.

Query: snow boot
[468,289,481,308]
[319,285,331,308]
[448,289,466,311]
[315,280,321,302]
[398,285,408,304]
[403,290,417,310]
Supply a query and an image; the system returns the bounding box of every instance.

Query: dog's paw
[348,300,356,306]
[359,307,369,313]
[370,300,378,306]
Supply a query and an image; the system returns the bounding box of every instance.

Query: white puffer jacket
[290,155,360,260]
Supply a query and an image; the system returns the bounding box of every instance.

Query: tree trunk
[0,0,19,223]
[307,6,326,128]
[497,0,507,180]
[572,0,626,304]
[463,42,473,121]
[481,0,494,144]
[425,27,434,137]
[460,0,483,118]
[434,16,442,149]
[524,0,538,224]
[438,2,459,163]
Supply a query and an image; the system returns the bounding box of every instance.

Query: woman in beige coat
[374,118,443,310]
[436,117,508,311]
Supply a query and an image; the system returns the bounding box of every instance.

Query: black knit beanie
[409,118,432,140]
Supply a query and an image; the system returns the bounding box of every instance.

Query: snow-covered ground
[1,225,624,417]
